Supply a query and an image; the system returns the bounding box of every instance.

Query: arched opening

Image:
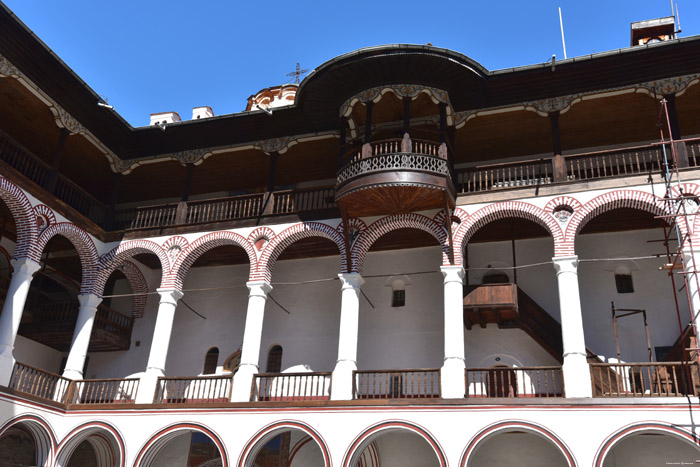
[0,426,36,466]
[85,249,162,384]
[245,426,326,467]
[254,235,341,401]
[601,430,700,467]
[467,429,570,467]
[14,234,83,377]
[55,425,122,467]
[356,227,443,399]
[575,205,695,396]
[146,430,223,467]
[348,427,443,467]
[463,217,561,397]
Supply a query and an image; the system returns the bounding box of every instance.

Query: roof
[2,3,700,161]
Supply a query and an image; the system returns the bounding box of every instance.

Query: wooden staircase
[463,283,599,364]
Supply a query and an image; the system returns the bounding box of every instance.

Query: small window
[615,274,634,293]
[203,347,219,375]
[266,345,283,373]
[392,289,405,307]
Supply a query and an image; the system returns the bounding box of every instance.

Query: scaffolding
[654,96,700,369]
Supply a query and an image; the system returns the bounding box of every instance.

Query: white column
[440,265,466,399]
[231,281,272,402]
[135,288,183,403]
[331,273,364,401]
[0,258,41,386]
[682,248,700,339]
[553,255,592,398]
[62,294,102,380]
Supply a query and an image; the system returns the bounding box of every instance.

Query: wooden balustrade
[66,378,139,404]
[564,145,663,181]
[155,375,232,404]
[686,139,700,167]
[590,362,699,397]
[114,203,179,230]
[185,193,264,224]
[353,369,441,399]
[457,159,553,193]
[272,187,336,215]
[0,131,108,225]
[8,362,71,403]
[465,367,563,398]
[252,372,332,401]
[94,304,133,338]
[0,132,50,186]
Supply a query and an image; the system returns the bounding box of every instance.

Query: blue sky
[4,0,699,127]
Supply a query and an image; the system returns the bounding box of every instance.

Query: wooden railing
[686,139,700,167]
[94,304,133,339]
[353,369,441,399]
[272,187,336,215]
[154,375,232,404]
[21,299,132,336]
[564,145,663,181]
[8,362,71,403]
[113,203,179,230]
[185,193,264,224]
[252,372,332,401]
[465,367,563,398]
[66,378,139,404]
[590,362,699,397]
[458,159,553,193]
[0,131,108,225]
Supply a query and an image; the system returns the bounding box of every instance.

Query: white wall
[469,431,568,466]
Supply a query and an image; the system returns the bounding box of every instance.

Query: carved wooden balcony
[336,138,455,217]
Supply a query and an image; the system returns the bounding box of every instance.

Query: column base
[231,364,257,402]
[135,369,163,404]
[441,357,466,399]
[331,360,357,401]
[563,353,592,398]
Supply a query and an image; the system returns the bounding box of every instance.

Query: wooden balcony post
[135,288,183,403]
[44,128,68,194]
[553,256,592,397]
[0,258,41,386]
[440,266,467,398]
[63,293,102,380]
[231,281,272,402]
[331,273,364,400]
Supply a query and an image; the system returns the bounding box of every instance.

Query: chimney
[149,111,181,126]
[192,106,214,120]
[630,16,676,46]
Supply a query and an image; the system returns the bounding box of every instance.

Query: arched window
[266,345,283,373]
[203,347,219,375]
[223,350,241,375]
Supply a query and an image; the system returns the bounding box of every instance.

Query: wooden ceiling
[676,83,700,137]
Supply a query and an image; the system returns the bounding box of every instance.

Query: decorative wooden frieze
[254,137,296,155]
[339,84,452,118]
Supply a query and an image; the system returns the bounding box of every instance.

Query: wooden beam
[442,191,455,265]
[340,207,353,273]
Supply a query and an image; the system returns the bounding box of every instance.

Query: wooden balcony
[336,139,455,217]
[252,372,331,402]
[465,366,563,398]
[18,299,133,352]
[590,362,699,397]
[155,375,232,404]
[353,369,441,399]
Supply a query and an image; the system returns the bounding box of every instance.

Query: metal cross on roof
[286,62,309,84]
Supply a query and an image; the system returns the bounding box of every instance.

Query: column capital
[156,288,184,305]
[10,258,41,278]
[552,255,578,275]
[246,281,272,298]
[78,293,102,309]
[338,273,364,290]
[440,265,465,283]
